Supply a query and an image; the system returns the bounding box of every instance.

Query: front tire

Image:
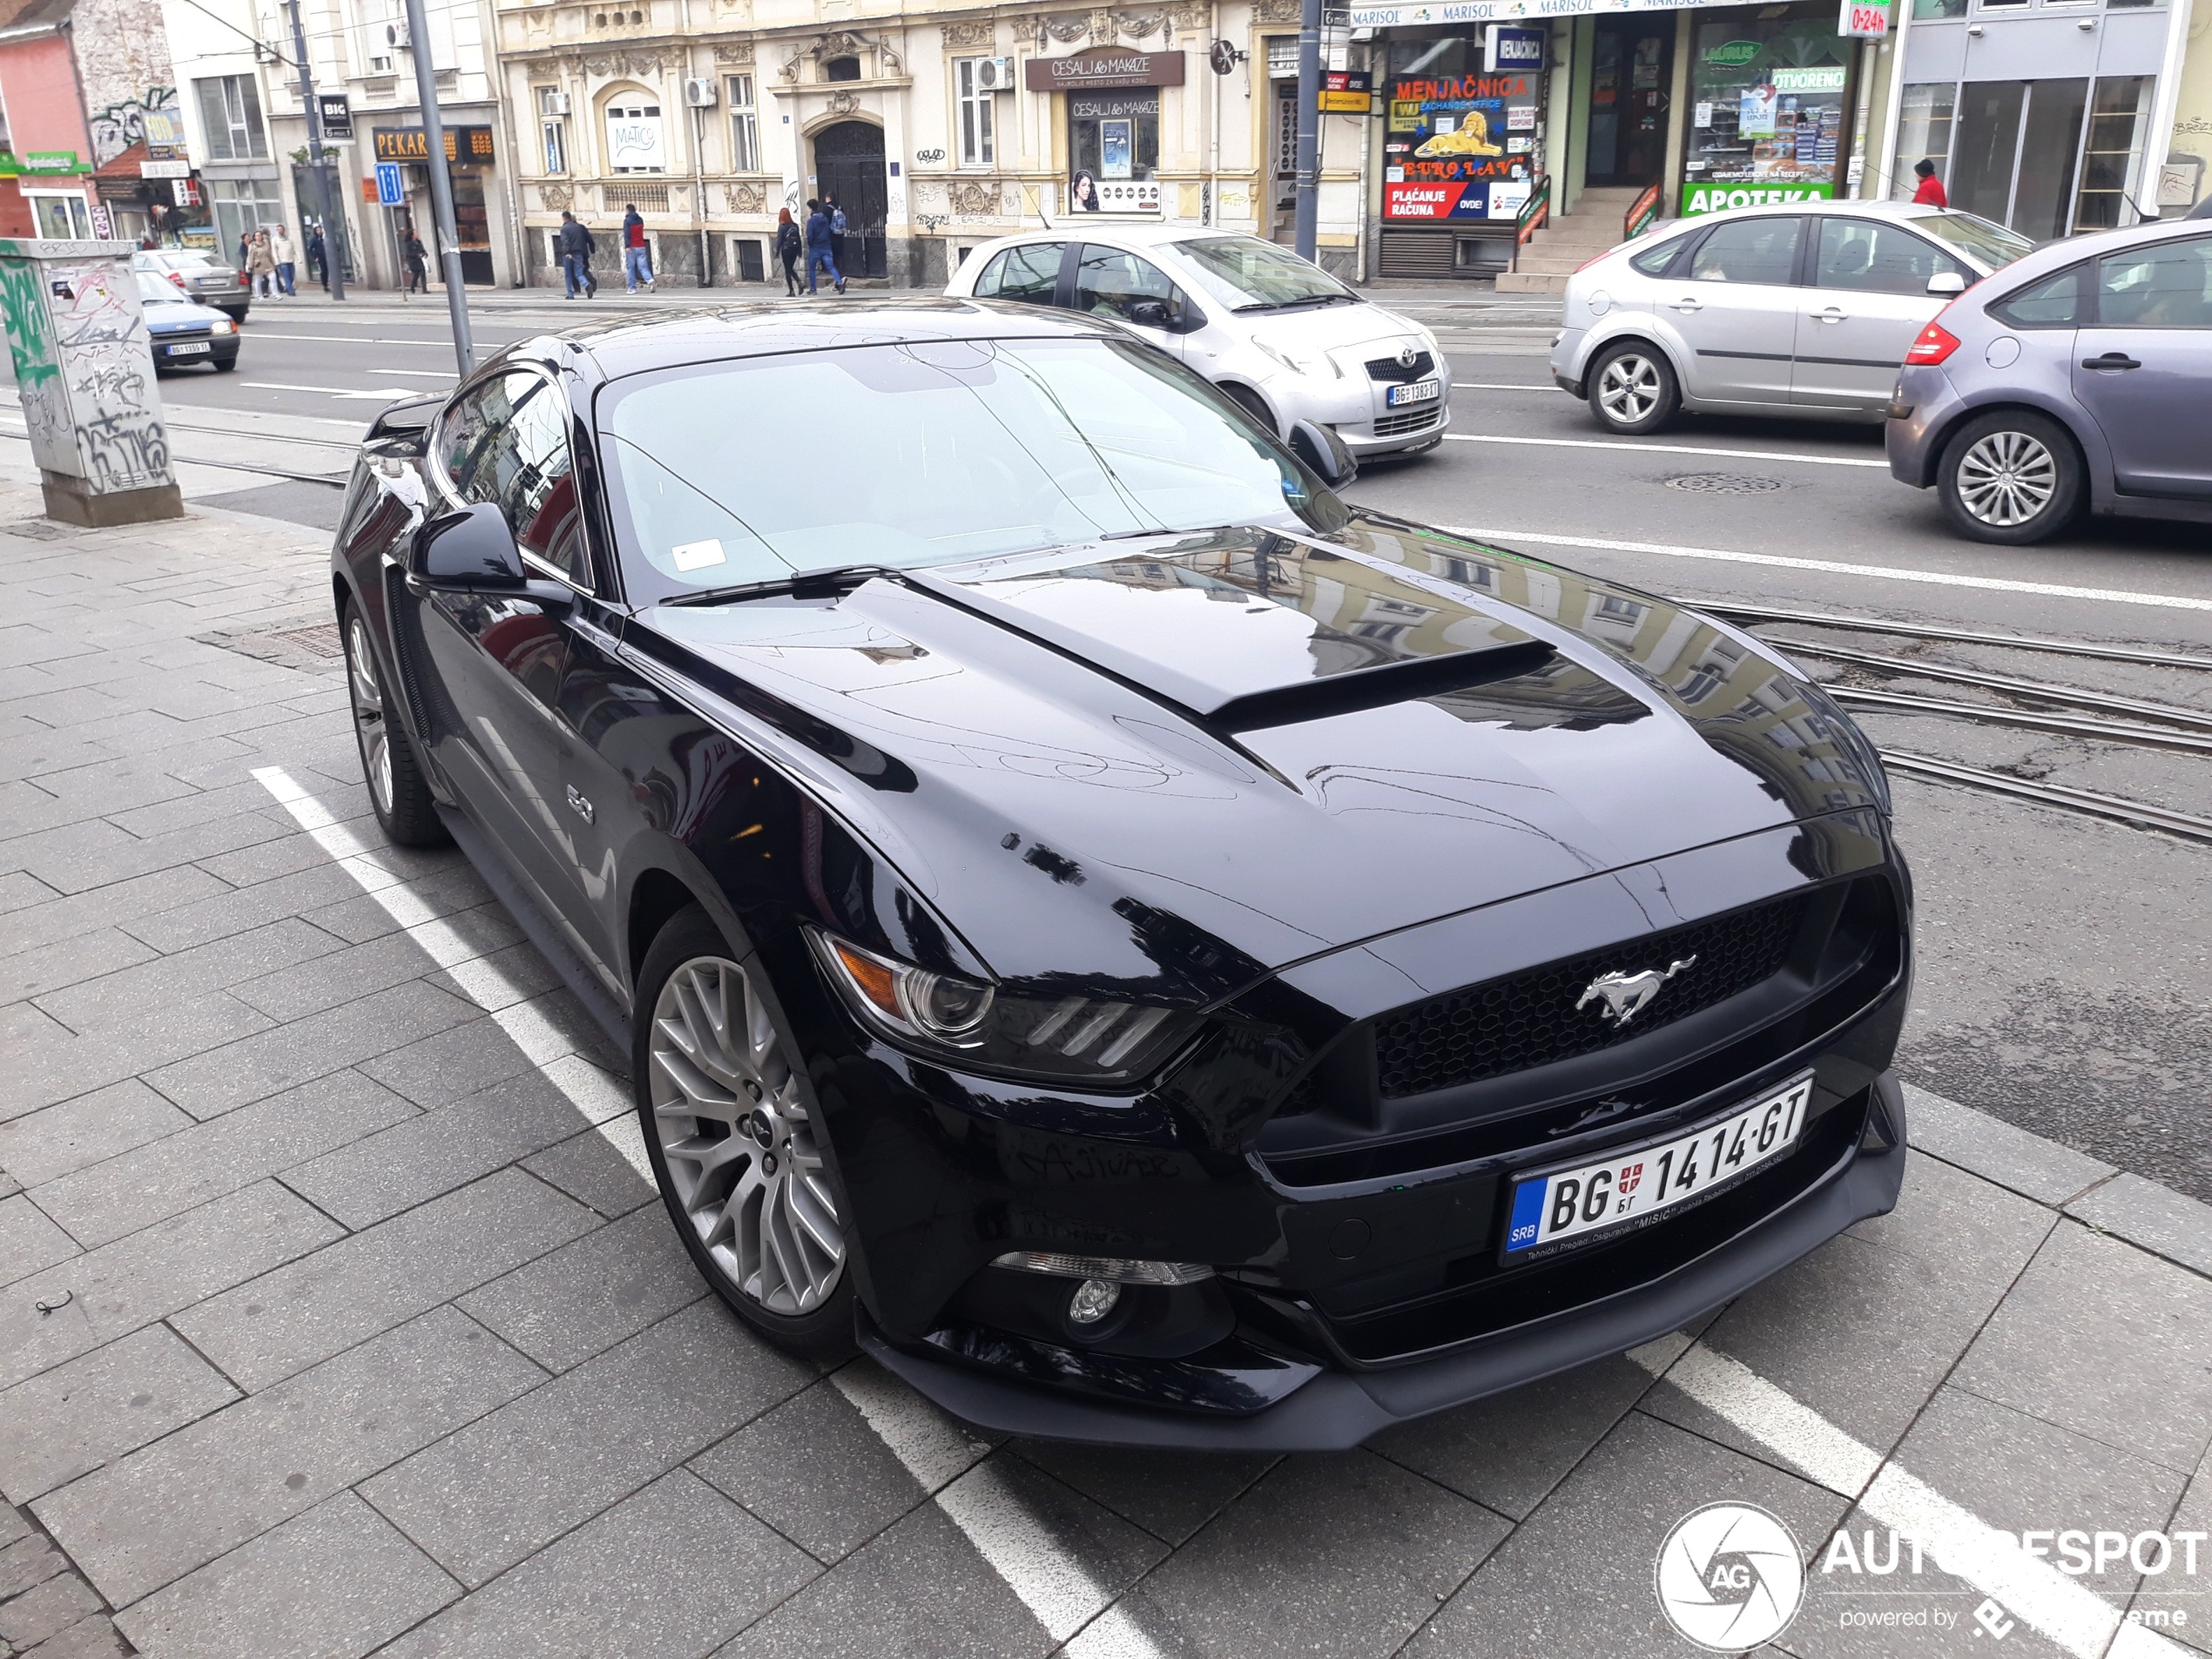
[1220,382,1278,438]
[1587,341,1680,435]
[635,907,855,1357]
[1937,410,2083,545]
[341,599,447,846]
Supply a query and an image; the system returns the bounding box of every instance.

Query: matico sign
[1026,48,1187,91]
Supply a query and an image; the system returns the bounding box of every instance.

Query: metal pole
[1292,0,1320,261]
[401,0,476,374]
[282,0,344,300]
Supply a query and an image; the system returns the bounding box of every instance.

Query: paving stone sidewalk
[2,489,2209,1659]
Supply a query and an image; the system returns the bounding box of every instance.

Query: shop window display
[1068,93,1159,213]
[1682,10,1852,216]
[1380,37,1540,224]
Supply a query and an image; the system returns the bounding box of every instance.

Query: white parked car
[1549,200,2029,435]
[947,226,1449,461]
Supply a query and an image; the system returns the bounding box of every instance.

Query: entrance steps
[1495,186,1648,294]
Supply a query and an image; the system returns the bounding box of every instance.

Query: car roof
[968,223,1257,254]
[528,295,1137,381]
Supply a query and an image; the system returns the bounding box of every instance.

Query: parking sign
[375,161,405,206]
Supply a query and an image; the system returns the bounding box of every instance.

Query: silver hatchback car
[1886,217,2212,543]
[1551,201,2027,435]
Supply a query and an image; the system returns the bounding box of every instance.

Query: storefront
[371,125,500,287]
[1679,7,1858,215]
[1026,48,1185,216]
[1372,32,1543,274]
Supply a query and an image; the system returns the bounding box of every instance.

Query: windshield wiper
[1232,293,1359,314]
[662,563,895,607]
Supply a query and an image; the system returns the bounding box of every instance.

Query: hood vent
[1208,640,1555,732]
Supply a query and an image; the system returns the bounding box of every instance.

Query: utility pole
[282,0,346,300]
[1292,0,1320,262]
[400,0,476,374]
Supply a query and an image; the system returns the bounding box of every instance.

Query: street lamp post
[282,0,346,300]
[400,0,477,374]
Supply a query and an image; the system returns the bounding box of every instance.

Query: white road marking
[1631,1337,2188,1659]
[1453,382,1553,391]
[242,381,455,400]
[1447,525,2212,614]
[1443,431,1889,468]
[254,762,1156,1650]
[237,333,461,346]
[830,1359,1162,1652]
[250,766,647,1175]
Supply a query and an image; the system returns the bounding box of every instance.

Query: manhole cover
[267,624,343,658]
[194,615,347,673]
[3,519,83,542]
[1665,473,1785,495]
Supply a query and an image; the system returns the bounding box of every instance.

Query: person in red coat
[1911,159,1948,207]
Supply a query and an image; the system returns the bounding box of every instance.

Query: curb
[1902,1081,2212,1281]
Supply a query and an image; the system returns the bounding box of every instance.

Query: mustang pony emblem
[1576,957,1698,1026]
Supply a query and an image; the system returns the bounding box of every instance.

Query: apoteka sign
[1656,1503,1806,1651]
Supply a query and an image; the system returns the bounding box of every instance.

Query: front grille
[1366,349,1436,383]
[1373,895,1811,1099]
[1372,405,1444,437]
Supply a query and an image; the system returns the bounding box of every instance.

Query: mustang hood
[633,517,1881,998]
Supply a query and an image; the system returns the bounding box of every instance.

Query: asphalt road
[70,286,2212,1201]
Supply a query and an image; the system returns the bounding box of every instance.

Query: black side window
[1074,245,1190,327]
[1988,265,2087,329]
[1688,217,1804,286]
[974,242,1064,306]
[434,372,581,576]
[2093,238,2212,329]
[1629,236,1687,276]
[1814,219,1973,297]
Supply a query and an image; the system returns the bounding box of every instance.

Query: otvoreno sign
[1025,48,1187,92]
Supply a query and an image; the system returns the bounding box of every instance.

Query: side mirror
[1287,419,1359,490]
[1927,271,1968,297]
[409,502,524,590]
[1126,298,1174,330]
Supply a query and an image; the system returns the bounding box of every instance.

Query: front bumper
[863,1077,1905,1449]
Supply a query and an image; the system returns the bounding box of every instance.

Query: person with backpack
[622,204,654,293]
[776,207,802,295]
[556,211,597,299]
[306,225,327,287]
[826,195,848,275]
[804,198,844,295]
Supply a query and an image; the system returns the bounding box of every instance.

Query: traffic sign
[375,161,405,206]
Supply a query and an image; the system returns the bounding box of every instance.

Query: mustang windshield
[600,335,1345,604]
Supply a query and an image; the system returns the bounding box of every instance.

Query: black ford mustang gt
[332,299,1911,1450]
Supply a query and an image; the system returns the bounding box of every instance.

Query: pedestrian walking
[270,225,298,298]
[776,208,802,295]
[556,211,597,300]
[804,198,844,296]
[1911,159,1948,208]
[622,205,654,293]
[402,230,430,298]
[826,195,848,277]
[246,231,277,299]
[306,225,327,288]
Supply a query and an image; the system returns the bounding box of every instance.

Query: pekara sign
[0,239,180,526]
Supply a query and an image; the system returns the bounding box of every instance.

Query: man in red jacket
[1911,159,1948,207]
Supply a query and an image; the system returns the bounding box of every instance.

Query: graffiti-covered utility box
[0,239,182,527]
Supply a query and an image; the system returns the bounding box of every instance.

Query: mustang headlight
[807,929,1197,1084]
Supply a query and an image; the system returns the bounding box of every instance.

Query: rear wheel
[341,599,447,846]
[1587,341,1679,435]
[1937,410,2083,545]
[636,908,854,1357]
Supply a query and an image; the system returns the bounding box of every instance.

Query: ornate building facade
[492,0,1372,289]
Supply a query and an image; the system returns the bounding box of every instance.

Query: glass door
[1950,79,2087,239]
[1588,18,1674,187]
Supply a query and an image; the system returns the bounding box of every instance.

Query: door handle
[1670,297,1703,313]
[1811,307,1847,323]
[2080,353,2141,371]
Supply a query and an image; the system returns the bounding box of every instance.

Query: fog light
[1067,1278,1121,1325]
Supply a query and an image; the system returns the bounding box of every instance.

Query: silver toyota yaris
[1885,216,2212,544]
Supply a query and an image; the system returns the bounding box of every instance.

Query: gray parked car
[1886,218,2212,543]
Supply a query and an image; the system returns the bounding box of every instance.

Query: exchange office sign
[372,126,497,165]
[1025,48,1187,91]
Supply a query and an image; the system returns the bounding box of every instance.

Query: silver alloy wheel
[648,954,845,1315]
[1596,353,1662,425]
[1955,429,2058,527]
[344,614,394,815]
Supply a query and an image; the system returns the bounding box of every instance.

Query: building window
[605,100,667,173]
[26,192,91,238]
[538,88,569,174]
[2074,76,2153,228]
[824,56,861,82]
[1068,92,1159,212]
[193,75,268,161]
[1891,83,1956,198]
[953,57,995,167]
[727,75,759,172]
[207,176,282,262]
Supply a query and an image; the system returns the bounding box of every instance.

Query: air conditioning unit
[974,56,1016,92]
[384,20,410,49]
[682,77,718,108]
[541,91,571,115]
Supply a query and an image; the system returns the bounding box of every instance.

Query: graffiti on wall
[89,87,181,168]
[0,255,172,493]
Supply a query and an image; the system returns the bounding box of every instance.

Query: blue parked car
[1885,217,2212,543]
[137,272,239,374]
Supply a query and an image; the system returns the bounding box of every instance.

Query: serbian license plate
[1386,378,1441,408]
[166,341,211,355]
[1501,1073,1814,1260]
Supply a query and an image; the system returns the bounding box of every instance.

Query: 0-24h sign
[1838,0,1891,37]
